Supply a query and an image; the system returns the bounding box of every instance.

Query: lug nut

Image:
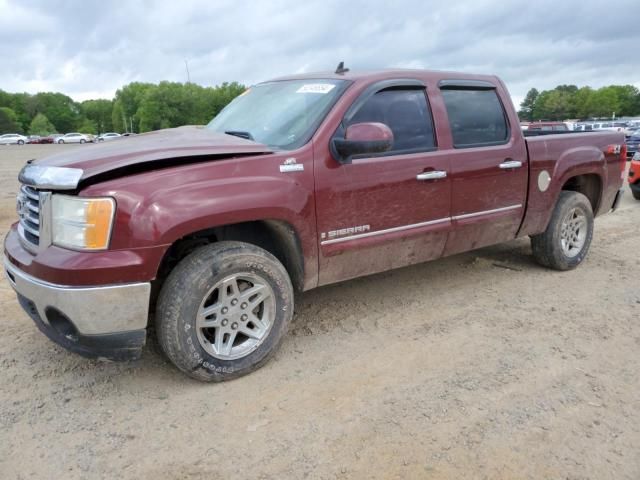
[221,319,228,326]
[221,307,228,314]
[231,299,238,306]
[231,322,238,330]
[241,314,248,321]
[241,302,248,309]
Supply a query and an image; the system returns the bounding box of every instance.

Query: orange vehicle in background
[629,152,640,200]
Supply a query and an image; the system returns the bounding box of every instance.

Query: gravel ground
[1,144,639,480]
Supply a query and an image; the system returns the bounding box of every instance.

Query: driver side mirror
[332,122,394,164]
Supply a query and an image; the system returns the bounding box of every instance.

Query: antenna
[184,59,191,83]
[335,61,349,75]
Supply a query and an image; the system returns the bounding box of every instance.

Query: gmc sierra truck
[4,69,626,381]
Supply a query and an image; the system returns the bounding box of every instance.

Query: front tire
[58,139,64,144]
[632,185,640,201]
[531,191,594,270]
[156,241,294,382]
[80,139,86,144]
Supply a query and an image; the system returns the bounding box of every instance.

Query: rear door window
[348,89,436,153]
[440,88,509,147]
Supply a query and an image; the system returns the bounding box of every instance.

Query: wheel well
[561,174,601,213]
[153,220,305,305]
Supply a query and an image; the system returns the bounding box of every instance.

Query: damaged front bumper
[4,257,150,361]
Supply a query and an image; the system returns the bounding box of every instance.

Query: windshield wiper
[224,130,255,141]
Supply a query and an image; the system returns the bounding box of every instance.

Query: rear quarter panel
[519,131,624,236]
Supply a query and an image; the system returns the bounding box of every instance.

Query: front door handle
[417,170,447,181]
[499,160,523,169]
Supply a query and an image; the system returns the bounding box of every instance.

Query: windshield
[207,79,349,150]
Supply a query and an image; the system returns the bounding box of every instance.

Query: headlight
[52,195,115,250]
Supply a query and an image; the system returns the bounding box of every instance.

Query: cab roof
[268,68,502,86]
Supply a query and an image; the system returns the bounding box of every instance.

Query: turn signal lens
[52,195,115,250]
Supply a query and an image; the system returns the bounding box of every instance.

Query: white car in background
[97,132,122,142]
[591,121,627,132]
[0,133,28,145]
[56,132,93,144]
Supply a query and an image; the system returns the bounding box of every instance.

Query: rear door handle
[417,170,447,181]
[499,160,523,169]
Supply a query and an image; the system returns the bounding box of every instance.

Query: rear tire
[531,191,594,270]
[58,139,64,144]
[17,140,24,145]
[80,139,86,144]
[156,241,294,382]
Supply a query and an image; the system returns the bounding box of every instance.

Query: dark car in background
[626,131,640,159]
[41,134,63,144]
[26,135,43,144]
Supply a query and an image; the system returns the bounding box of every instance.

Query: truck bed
[519,130,625,236]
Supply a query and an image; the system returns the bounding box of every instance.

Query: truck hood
[23,126,274,189]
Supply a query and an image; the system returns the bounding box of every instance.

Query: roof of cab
[268,68,502,85]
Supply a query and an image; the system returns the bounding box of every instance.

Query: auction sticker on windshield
[296,84,336,94]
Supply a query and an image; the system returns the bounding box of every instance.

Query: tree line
[0,81,246,136]
[4,79,639,135]
[518,84,640,122]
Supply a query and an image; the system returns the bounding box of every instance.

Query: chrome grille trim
[16,185,51,254]
[19,219,39,236]
[26,212,39,225]
[18,186,40,245]
[21,185,40,201]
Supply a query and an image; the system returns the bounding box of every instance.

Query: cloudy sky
[1,0,638,107]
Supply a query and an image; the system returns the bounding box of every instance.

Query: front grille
[18,185,41,248]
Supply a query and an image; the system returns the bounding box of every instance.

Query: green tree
[76,118,98,134]
[137,81,187,132]
[206,82,246,119]
[519,88,539,121]
[582,87,620,118]
[0,89,13,109]
[136,81,246,132]
[532,86,579,120]
[112,82,155,132]
[27,92,81,133]
[0,107,21,133]
[573,87,594,118]
[28,113,57,135]
[527,83,640,120]
[81,99,114,133]
[8,93,32,132]
[606,85,640,117]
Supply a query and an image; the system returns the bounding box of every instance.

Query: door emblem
[321,225,371,240]
[279,158,304,173]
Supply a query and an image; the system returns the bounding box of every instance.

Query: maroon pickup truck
[4,69,626,381]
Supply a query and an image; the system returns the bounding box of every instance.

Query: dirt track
[1,145,639,479]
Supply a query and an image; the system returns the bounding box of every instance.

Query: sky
[1,0,639,108]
